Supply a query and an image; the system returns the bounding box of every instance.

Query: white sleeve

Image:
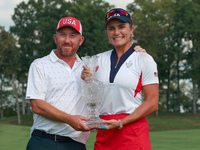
[141,53,159,86]
[25,59,46,100]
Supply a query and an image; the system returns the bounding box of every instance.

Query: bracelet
[118,119,123,129]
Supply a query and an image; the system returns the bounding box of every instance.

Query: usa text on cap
[56,17,82,35]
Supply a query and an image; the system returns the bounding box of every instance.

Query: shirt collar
[110,44,135,83]
[49,49,82,63]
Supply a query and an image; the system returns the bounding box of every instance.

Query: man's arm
[30,99,91,131]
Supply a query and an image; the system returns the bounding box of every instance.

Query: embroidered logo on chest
[126,60,133,68]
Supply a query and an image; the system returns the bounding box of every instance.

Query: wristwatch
[118,119,123,129]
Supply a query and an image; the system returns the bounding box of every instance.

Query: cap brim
[56,25,81,35]
[105,16,132,26]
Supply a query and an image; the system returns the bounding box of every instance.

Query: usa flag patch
[154,72,158,77]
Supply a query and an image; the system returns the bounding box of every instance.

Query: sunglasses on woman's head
[104,8,132,24]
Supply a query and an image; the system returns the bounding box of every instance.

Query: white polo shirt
[96,45,159,115]
[26,50,89,144]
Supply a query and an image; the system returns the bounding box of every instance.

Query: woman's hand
[92,119,120,130]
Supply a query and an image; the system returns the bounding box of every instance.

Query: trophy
[81,55,105,127]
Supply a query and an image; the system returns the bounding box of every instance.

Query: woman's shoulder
[131,52,157,68]
[133,52,154,61]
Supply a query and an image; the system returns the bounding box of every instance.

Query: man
[26,17,91,150]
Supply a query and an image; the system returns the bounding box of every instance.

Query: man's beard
[59,47,76,57]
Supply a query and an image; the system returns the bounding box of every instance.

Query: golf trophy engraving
[81,55,105,127]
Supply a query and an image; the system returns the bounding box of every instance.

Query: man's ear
[79,36,84,46]
[53,34,57,44]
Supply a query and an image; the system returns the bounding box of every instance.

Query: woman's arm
[95,84,159,130]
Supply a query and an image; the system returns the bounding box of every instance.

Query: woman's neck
[115,42,132,58]
[114,42,133,68]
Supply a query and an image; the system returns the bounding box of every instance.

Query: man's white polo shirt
[26,50,89,144]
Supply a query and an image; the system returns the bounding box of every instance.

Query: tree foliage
[1,0,200,117]
[2,0,114,118]
[128,0,200,113]
[69,0,114,56]
[0,26,21,120]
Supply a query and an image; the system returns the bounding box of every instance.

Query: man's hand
[30,99,92,132]
[134,45,147,52]
[68,115,92,131]
[81,65,99,80]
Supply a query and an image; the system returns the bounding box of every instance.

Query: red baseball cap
[56,17,82,35]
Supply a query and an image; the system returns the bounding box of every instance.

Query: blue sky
[0,0,133,31]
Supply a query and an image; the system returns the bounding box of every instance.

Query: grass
[86,130,200,150]
[86,131,97,150]
[0,124,30,150]
[150,129,200,150]
[0,124,199,150]
[0,112,200,150]
[147,112,200,131]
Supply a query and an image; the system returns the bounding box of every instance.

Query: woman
[82,8,159,150]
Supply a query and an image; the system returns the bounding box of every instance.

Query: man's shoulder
[31,54,50,67]
[97,49,113,57]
